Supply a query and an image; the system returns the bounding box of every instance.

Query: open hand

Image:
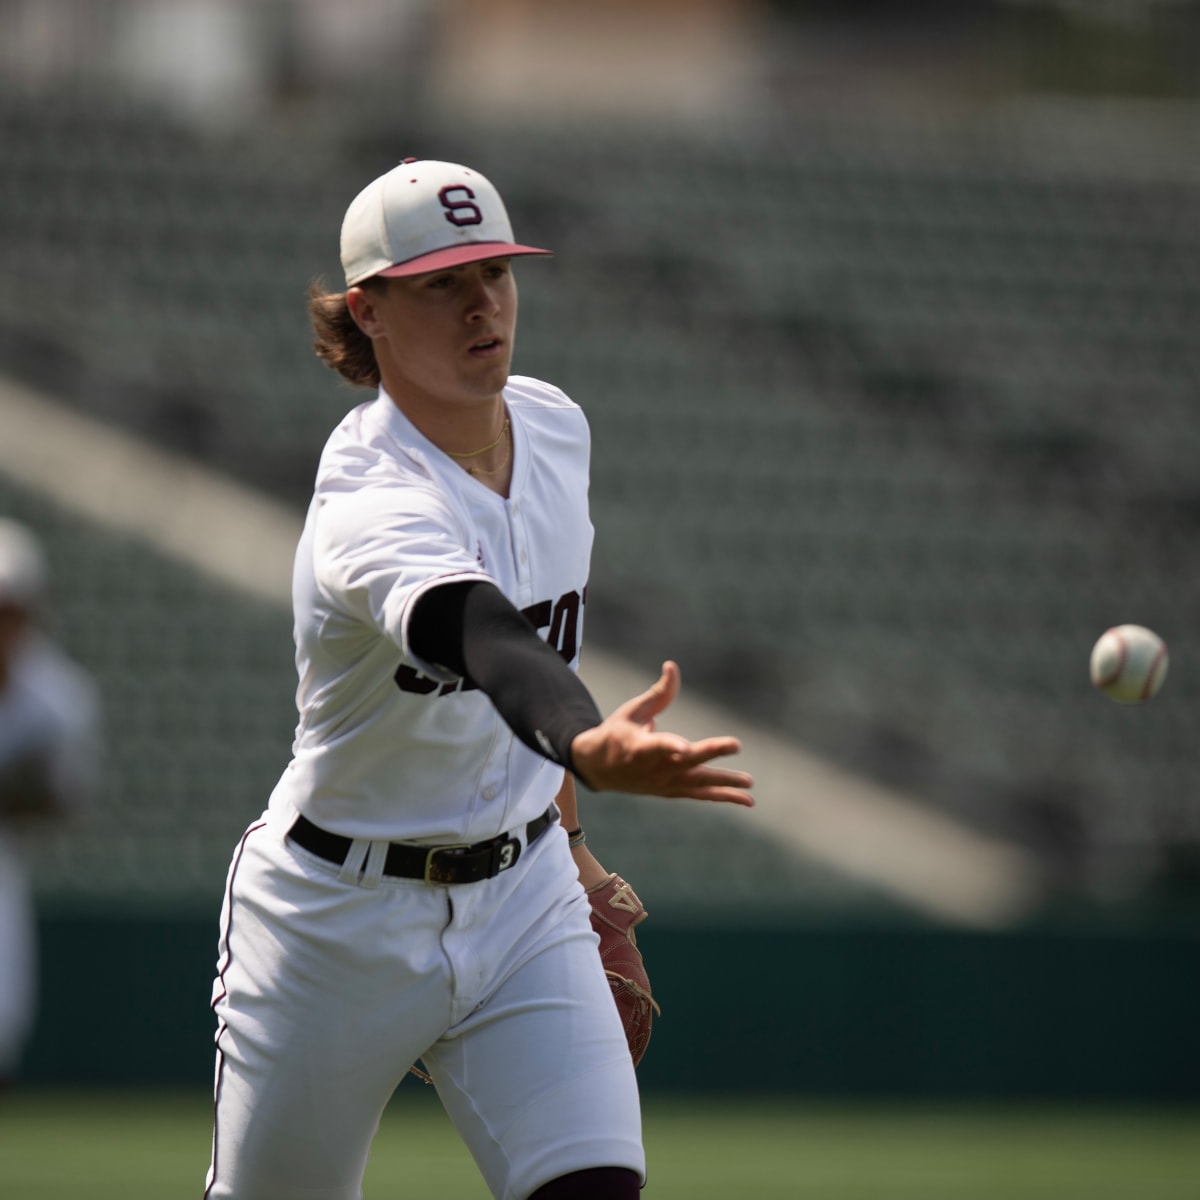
[569,662,753,806]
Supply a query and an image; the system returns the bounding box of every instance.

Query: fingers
[675,762,753,789]
[680,785,755,807]
[616,742,754,806]
[668,760,755,807]
[675,735,742,764]
[623,661,681,726]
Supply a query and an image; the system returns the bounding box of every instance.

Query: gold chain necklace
[445,417,510,461]
[466,424,513,478]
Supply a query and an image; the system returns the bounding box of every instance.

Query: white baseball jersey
[267,375,594,844]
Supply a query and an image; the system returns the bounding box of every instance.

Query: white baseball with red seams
[1089,624,1169,704]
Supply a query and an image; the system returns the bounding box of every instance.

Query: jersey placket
[507,494,534,612]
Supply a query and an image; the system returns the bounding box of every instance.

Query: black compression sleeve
[408,581,602,777]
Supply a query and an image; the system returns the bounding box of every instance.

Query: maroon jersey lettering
[395,589,584,695]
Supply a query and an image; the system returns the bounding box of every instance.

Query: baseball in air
[1089,624,1168,704]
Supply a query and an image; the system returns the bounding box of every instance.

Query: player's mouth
[468,336,505,359]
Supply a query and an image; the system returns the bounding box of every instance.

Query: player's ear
[345,285,383,338]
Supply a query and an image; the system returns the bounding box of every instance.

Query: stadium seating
[2,87,1198,913]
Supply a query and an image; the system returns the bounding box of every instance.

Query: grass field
[2,1089,1199,1199]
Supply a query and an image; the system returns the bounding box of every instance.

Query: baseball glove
[586,873,661,1067]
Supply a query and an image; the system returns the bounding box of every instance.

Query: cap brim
[375,242,553,279]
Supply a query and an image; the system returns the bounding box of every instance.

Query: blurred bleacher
[0,471,294,904]
[2,81,1199,918]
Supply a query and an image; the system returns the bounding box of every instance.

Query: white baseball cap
[340,158,553,286]
[0,518,46,608]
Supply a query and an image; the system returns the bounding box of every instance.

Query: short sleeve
[311,482,492,680]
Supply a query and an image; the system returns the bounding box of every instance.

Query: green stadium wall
[23,908,1200,1100]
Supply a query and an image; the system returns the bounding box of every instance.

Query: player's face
[354,259,518,411]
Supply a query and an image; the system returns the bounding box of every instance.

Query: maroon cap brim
[376,242,553,279]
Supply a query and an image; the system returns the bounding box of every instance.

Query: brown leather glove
[586,873,661,1066]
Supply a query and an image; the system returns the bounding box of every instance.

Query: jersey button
[482,784,498,801]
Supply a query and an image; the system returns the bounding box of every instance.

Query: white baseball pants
[204,805,644,1200]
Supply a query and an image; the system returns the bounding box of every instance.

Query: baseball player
[0,518,101,1091]
[205,159,753,1200]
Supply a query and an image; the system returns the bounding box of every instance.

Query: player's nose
[461,275,498,315]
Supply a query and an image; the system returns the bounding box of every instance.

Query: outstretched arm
[408,581,753,806]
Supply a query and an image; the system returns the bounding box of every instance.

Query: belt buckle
[424,843,470,885]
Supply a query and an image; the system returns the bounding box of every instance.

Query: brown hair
[307,276,386,388]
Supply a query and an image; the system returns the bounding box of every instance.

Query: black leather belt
[287,804,557,885]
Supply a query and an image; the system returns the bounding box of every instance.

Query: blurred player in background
[205,159,753,1200]
[0,518,102,1093]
